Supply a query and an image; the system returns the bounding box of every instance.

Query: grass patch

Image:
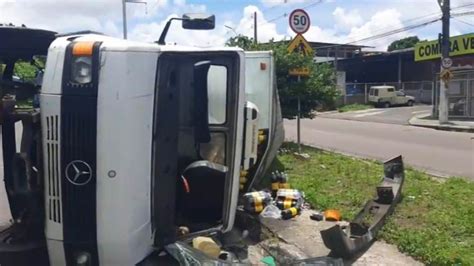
[337,103,373,113]
[274,143,474,265]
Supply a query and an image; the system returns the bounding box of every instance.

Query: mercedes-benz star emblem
[65,160,92,186]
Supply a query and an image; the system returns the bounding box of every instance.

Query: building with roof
[334,45,474,119]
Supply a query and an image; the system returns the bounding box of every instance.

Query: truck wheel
[383,102,390,108]
[407,100,414,106]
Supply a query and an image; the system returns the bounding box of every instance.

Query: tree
[226,36,338,119]
[225,35,256,51]
[387,36,420,52]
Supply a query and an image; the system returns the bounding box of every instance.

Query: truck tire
[407,100,414,106]
[383,102,390,108]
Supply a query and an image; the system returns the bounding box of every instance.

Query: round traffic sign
[442,57,453,69]
[289,9,311,34]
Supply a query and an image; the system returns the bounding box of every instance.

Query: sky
[0,0,473,51]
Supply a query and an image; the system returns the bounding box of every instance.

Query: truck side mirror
[182,14,215,30]
[157,14,215,44]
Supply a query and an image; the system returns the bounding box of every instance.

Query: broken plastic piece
[261,256,276,266]
[320,155,405,259]
[260,205,282,219]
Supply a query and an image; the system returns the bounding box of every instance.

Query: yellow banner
[414,33,474,61]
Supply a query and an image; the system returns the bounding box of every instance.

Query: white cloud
[129,14,229,47]
[332,7,363,31]
[234,5,284,42]
[260,0,312,7]
[129,4,285,47]
[300,8,408,51]
[347,9,406,50]
[0,0,121,33]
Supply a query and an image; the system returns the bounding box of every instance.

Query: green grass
[337,103,373,113]
[272,143,474,265]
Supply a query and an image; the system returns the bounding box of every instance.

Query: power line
[314,17,441,49]
[255,1,469,48]
[451,11,474,17]
[453,17,474,27]
[260,0,324,26]
[348,18,441,45]
[451,2,474,11]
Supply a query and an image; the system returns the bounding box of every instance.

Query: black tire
[407,100,414,106]
[383,102,391,108]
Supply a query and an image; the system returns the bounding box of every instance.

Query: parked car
[368,85,415,108]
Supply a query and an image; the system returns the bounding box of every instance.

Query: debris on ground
[320,156,405,259]
[310,212,324,221]
[260,205,281,219]
[324,209,342,222]
[261,256,276,266]
[179,157,412,265]
[192,236,221,258]
[243,191,272,214]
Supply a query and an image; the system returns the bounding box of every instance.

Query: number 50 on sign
[289,9,311,34]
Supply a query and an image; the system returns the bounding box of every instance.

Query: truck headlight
[71,56,92,84]
[70,42,94,84]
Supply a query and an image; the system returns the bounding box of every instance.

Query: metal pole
[122,0,127,39]
[398,54,402,90]
[364,83,368,103]
[297,76,301,154]
[439,0,450,123]
[253,11,257,44]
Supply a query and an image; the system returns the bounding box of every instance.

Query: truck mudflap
[320,155,405,259]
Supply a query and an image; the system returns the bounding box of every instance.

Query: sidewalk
[409,114,474,132]
[249,210,422,265]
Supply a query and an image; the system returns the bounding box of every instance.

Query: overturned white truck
[0,16,284,265]
[1,15,404,266]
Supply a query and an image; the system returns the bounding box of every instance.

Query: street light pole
[122,0,127,39]
[122,0,148,40]
[438,0,450,123]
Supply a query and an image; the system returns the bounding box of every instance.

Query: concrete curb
[409,114,474,133]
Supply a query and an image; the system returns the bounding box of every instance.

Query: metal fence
[338,81,434,106]
[434,70,474,119]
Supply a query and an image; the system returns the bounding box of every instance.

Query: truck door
[395,91,407,105]
[151,51,244,247]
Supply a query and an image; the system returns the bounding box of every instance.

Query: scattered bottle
[281,207,300,220]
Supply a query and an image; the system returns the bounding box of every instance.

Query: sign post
[288,9,312,155]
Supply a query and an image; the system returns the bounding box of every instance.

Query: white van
[368,86,415,108]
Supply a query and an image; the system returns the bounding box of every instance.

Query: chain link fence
[434,70,474,119]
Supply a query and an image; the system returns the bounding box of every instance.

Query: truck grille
[46,115,62,223]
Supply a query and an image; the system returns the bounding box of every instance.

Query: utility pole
[438,0,450,123]
[122,0,148,39]
[254,11,258,44]
[122,0,128,39]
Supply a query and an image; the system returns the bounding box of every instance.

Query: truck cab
[1,19,283,265]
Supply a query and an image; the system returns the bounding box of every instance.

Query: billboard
[414,33,474,62]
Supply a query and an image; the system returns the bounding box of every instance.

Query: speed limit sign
[289,9,311,34]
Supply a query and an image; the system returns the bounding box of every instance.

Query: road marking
[351,108,378,114]
[353,110,387,117]
[412,110,430,114]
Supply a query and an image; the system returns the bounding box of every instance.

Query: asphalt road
[285,117,474,180]
[319,105,432,125]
